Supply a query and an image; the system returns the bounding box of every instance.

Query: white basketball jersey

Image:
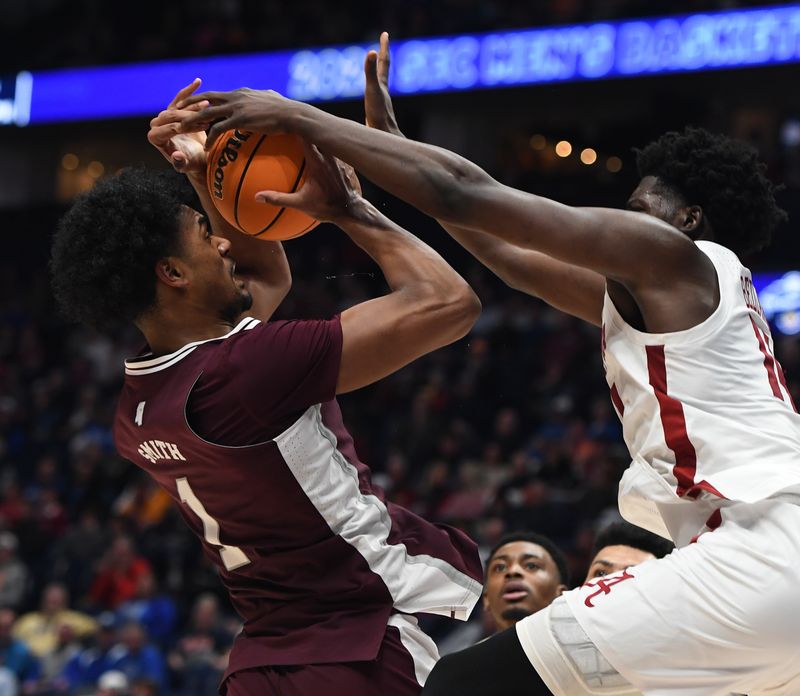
[602,241,800,546]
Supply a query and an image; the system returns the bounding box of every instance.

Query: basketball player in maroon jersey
[50,82,484,695]
[177,35,800,696]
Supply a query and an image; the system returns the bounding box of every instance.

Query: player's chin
[219,290,253,324]
[500,605,534,624]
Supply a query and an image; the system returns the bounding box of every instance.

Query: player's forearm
[335,198,479,312]
[291,105,492,226]
[287,105,700,286]
[440,221,604,325]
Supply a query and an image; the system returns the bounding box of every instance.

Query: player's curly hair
[51,167,200,332]
[636,126,787,256]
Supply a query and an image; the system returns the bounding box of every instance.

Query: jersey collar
[124,316,260,375]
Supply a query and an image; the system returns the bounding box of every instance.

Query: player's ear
[556,583,567,596]
[680,205,704,234]
[155,257,189,288]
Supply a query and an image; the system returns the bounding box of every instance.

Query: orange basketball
[206,129,319,241]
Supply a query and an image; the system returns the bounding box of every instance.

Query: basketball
[205,129,319,240]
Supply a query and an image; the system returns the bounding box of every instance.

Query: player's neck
[138,309,236,357]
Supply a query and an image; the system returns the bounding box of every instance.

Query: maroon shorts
[222,624,425,696]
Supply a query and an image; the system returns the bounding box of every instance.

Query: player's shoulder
[695,240,746,280]
[696,240,741,264]
[212,314,342,365]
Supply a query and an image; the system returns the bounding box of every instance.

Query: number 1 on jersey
[176,477,251,571]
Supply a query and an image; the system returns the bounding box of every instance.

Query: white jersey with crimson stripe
[602,240,800,546]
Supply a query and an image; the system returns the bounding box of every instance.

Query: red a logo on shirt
[583,569,635,608]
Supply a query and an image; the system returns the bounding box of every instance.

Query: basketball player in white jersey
[176,35,800,696]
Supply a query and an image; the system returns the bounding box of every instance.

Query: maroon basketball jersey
[114,317,482,678]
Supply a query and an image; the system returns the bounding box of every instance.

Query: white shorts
[516,498,800,696]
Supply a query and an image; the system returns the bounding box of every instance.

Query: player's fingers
[150,102,210,128]
[378,31,391,82]
[147,122,182,145]
[254,189,304,209]
[364,50,378,83]
[300,139,326,168]
[168,78,202,109]
[177,91,229,109]
[205,117,240,150]
[179,104,228,131]
[170,151,189,171]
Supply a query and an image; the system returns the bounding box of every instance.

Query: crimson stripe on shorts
[646,344,697,497]
[750,317,783,400]
[610,383,624,416]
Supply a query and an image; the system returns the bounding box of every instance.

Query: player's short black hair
[635,126,787,257]
[488,531,570,587]
[51,167,201,332]
[592,521,674,560]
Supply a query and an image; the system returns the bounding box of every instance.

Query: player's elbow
[451,284,482,338]
[420,281,481,344]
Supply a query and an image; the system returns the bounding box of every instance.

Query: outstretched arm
[363,33,605,326]
[178,90,709,296]
[148,80,291,321]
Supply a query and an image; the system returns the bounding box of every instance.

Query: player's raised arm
[363,33,605,326]
[148,80,291,321]
[178,90,712,299]
[255,142,481,394]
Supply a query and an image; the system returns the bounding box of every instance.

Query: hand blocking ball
[206,129,319,240]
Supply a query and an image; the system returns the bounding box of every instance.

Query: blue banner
[3,4,800,126]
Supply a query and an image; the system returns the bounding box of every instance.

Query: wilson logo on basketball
[211,129,252,200]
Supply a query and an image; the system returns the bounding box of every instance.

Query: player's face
[482,541,565,632]
[179,207,252,322]
[627,176,694,233]
[584,544,655,582]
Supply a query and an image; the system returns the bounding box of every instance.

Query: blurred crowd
[1,0,786,71]
[2,195,799,693]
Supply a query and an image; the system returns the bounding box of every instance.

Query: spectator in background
[37,623,81,694]
[113,476,172,533]
[89,538,152,611]
[0,667,17,696]
[0,533,28,611]
[107,622,166,695]
[439,531,568,655]
[95,670,129,696]
[60,613,118,694]
[0,609,39,695]
[13,583,96,659]
[584,520,675,582]
[129,679,157,696]
[115,573,176,649]
[482,532,568,634]
[50,509,111,600]
[168,594,233,696]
